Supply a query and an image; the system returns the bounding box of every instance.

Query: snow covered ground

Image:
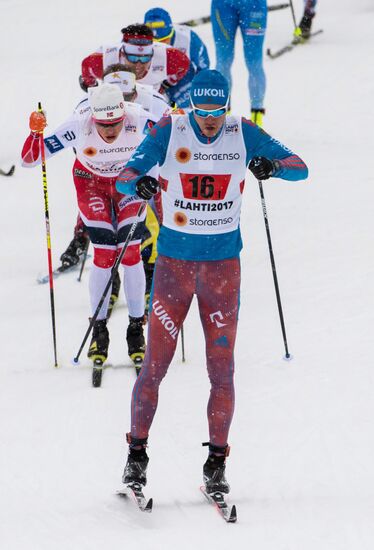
[2,0,374,548]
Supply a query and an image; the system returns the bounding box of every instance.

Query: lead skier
[21,83,157,367]
[211,0,267,125]
[116,69,308,494]
[296,1,318,39]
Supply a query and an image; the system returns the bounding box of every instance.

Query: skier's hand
[136,176,159,200]
[248,156,277,180]
[29,111,47,133]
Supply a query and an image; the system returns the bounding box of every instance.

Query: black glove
[248,156,277,180]
[136,176,159,200]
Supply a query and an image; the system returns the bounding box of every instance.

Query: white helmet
[89,83,125,123]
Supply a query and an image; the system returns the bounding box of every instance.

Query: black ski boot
[60,234,89,268]
[126,315,146,366]
[122,435,149,486]
[107,270,121,319]
[297,11,315,40]
[87,319,110,364]
[203,444,230,495]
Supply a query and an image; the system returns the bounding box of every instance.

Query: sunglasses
[192,105,228,118]
[125,53,153,64]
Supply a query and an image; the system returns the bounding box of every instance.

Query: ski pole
[38,102,58,368]
[288,0,298,29]
[72,201,146,365]
[181,324,186,363]
[258,180,292,360]
[77,239,90,282]
[181,4,291,27]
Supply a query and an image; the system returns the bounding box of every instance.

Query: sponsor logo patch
[83,147,97,157]
[225,123,239,134]
[142,119,154,135]
[73,168,92,179]
[192,88,225,98]
[175,147,191,163]
[189,217,233,227]
[118,195,139,210]
[44,135,64,154]
[173,212,188,226]
[152,299,179,340]
[125,124,137,133]
[209,311,227,328]
[193,152,240,161]
[63,130,76,141]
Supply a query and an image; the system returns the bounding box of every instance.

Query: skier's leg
[129,256,196,439]
[196,257,241,448]
[73,163,117,320]
[239,0,267,111]
[211,0,239,89]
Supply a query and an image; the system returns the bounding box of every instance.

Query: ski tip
[228,504,237,523]
[144,497,153,512]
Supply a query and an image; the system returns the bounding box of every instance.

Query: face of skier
[123,56,152,79]
[192,103,227,138]
[94,119,124,143]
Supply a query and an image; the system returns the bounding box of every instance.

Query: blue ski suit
[211,0,267,110]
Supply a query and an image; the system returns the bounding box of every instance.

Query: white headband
[103,71,136,94]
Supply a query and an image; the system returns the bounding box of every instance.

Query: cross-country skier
[59,65,169,278]
[21,83,158,367]
[295,0,318,40]
[144,7,210,109]
[80,24,190,100]
[211,0,267,126]
[115,69,308,494]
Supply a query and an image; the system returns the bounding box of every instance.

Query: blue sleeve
[190,31,210,72]
[242,118,308,181]
[116,116,172,195]
[167,32,210,108]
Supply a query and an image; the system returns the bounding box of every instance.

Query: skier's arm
[116,116,172,195]
[21,114,79,167]
[242,118,308,181]
[81,52,103,89]
[190,30,210,72]
[165,47,190,86]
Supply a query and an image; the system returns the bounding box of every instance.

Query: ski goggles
[191,100,229,119]
[125,53,153,64]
